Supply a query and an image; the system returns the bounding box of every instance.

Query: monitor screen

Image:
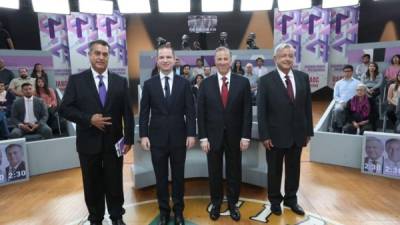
[188,15,217,33]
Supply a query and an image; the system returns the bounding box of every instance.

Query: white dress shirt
[91,67,109,92]
[277,68,296,98]
[24,96,37,124]
[160,71,174,97]
[254,66,268,78]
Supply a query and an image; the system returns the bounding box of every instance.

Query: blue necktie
[98,75,107,106]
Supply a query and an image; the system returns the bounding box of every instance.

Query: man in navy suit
[139,44,196,225]
[59,40,134,225]
[197,47,252,221]
[257,43,313,216]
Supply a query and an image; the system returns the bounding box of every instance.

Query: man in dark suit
[139,44,196,225]
[257,43,313,216]
[197,47,252,222]
[59,40,134,225]
[9,83,52,139]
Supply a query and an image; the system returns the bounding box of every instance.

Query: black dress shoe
[159,215,170,225]
[209,204,220,221]
[270,204,282,216]
[229,206,241,221]
[284,203,305,215]
[112,219,126,225]
[174,214,185,225]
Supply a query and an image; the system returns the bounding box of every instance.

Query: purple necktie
[98,75,107,106]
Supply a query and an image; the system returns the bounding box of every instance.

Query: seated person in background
[355,54,370,80]
[9,83,52,139]
[203,66,212,78]
[387,71,400,126]
[361,62,383,99]
[8,68,36,97]
[0,80,15,117]
[253,57,268,78]
[192,74,204,100]
[173,57,182,76]
[232,60,244,75]
[192,58,205,77]
[0,58,15,87]
[244,63,258,102]
[30,63,48,83]
[364,136,384,174]
[5,144,26,182]
[35,77,58,131]
[331,65,361,132]
[385,54,400,82]
[182,64,193,82]
[343,84,372,135]
[383,138,400,176]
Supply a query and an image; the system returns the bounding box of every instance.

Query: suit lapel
[293,70,303,106]
[226,74,237,110]
[211,75,224,110]
[155,75,168,106]
[104,72,114,110]
[167,75,179,107]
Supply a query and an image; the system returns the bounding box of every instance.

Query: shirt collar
[160,71,174,80]
[277,68,294,80]
[91,67,108,80]
[217,71,231,81]
[24,96,34,101]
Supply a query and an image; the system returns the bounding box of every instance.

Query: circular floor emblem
[69,196,342,225]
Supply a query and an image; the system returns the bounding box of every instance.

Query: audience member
[253,57,268,78]
[0,80,15,117]
[343,84,373,135]
[0,58,15,87]
[35,77,58,130]
[361,62,383,98]
[232,60,244,75]
[331,65,361,132]
[8,68,36,97]
[9,83,52,139]
[385,54,400,82]
[244,63,258,101]
[203,66,212,78]
[364,136,384,174]
[182,64,193,82]
[192,74,204,100]
[173,57,183,76]
[355,54,370,80]
[30,63,48,83]
[386,71,400,126]
[192,58,205,77]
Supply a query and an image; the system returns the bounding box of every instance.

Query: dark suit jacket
[197,74,252,150]
[257,70,313,148]
[6,161,26,182]
[59,69,134,154]
[11,96,48,127]
[139,74,196,147]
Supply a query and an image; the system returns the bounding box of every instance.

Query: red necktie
[221,76,229,108]
[285,75,294,102]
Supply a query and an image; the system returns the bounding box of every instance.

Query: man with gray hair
[257,43,313,216]
[198,46,252,221]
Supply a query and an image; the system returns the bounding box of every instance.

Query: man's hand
[30,123,39,131]
[123,144,132,154]
[186,137,195,149]
[90,114,112,131]
[19,123,32,132]
[263,139,274,150]
[352,121,359,128]
[240,139,250,151]
[141,137,151,151]
[200,140,210,153]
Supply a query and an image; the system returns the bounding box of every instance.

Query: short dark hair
[21,83,32,89]
[183,64,190,69]
[89,39,110,52]
[0,81,4,85]
[156,44,175,57]
[343,64,353,71]
[362,54,371,59]
[256,57,264,62]
[5,144,22,155]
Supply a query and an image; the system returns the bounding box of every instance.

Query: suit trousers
[78,151,124,223]
[150,145,186,216]
[266,145,302,206]
[207,131,242,207]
